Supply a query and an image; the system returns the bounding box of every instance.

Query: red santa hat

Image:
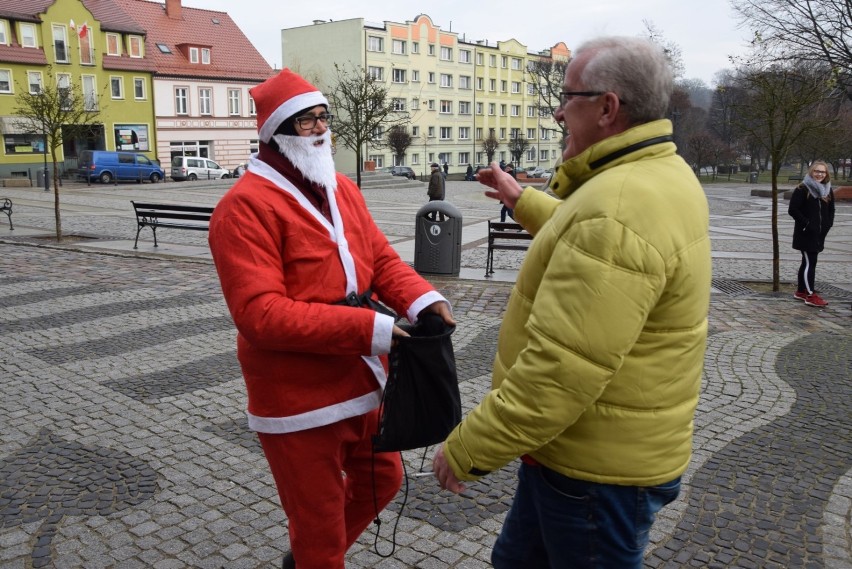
[251,68,329,143]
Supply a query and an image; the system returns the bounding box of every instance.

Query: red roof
[0,0,143,33]
[113,0,273,81]
[0,43,48,65]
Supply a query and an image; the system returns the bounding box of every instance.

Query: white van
[171,156,230,181]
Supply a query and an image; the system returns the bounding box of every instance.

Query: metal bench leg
[3,211,12,230]
[134,226,142,249]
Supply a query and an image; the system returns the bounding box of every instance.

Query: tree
[386,125,413,166]
[326,63,408,188]
[480,132,500,164]
[526,58,569,141]
[731,53,841,290]
[507,135,530,167]
[733,0,852,101]
[14,67,102,241]
[643,20,686,79]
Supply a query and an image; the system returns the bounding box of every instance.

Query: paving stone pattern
[0,180,850,568]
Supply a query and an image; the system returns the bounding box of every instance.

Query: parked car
[382,165,416,180]
[524,166,547,178]
[171,156,230,181]
[77,150,165,184]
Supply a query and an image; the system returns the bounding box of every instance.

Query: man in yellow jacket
[433,36,712,568]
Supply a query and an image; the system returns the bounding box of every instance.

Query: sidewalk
[0,179,850,568]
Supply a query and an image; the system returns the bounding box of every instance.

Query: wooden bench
[1,197,12,230]
[485,220,533,277]
[131,201,214,249]
[788,175,803,183]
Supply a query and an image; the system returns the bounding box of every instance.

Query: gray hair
[575,36,672,124]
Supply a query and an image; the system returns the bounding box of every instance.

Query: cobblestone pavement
[0,178,850,568]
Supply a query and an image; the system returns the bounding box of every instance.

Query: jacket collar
[550,119,676,199]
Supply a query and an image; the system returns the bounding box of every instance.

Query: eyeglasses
[294,113,333,129]
[559,91,606,105]
[812,170,827,175]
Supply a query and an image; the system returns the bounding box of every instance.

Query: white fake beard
[272,130,337,190]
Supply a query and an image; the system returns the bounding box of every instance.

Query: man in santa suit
[208,69,454,569]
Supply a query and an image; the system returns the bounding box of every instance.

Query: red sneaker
[804,294,828,307]
[793,291,808,301]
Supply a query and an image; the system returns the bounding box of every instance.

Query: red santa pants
[257,409,402,569]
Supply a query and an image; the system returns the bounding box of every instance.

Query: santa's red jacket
[209,158,445,434]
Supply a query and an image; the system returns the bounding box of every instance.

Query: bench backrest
[131,201,214,223]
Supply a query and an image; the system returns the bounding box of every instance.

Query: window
[488,103,495,115]
[500,104,506,116]
[110,77,123,99]
[79,26,93,65]
[57,74,71,109]
[157,43,171,53]
[476,53,483,65]
[21,23,36,48]
[501,80,507,92]
[459,49,471,63]
[438,152,451,165]
[392,39,406,54]
[512,57,522,70]
[527,148,536,161]
[175,87,188,115]
[459,76,471,89]
[0,21,6,45]
[427,126,435,137]
[501,56,508,68]
[106,34,120,55]
[134,78,145,100]
[27,71,42,94]
[4,133,46,154]
[439,74,452,88]
[476,77,483,90]
[0,69,10,93]
[52,25,68,62]
[392,68,406,83]
[489,79,496,91]
[228,88,241,115]
[511,105,520,116]
[489,54,496,67]
[369,154,384,168]
[129,36,142,57]
[475,128,483,139]
[249,97,256,116]
[411,153,419,165]
[392,98,406,111]
[367,36,383,52]
[511,81,521,93]
[439,127,452,140]
[371,126,384,141]
[540,149,549,161]
[427,72,435,84]
[511,128,521,139]
[368,66,384,81]
[458,101,471,115]
[412,42,419,53]
[427,99,435,110]
[527,128,536,139]
[527,83,536,95]
[440,46,452,61]
[458,152,470,164]
[428,44,435,55]
[499,128,506,139]
[475,102,483,115]
[458,127,470,140]
[82,75,97,110]
[189,47,199,63]
[199,88,212,114]
[527,105,536,117]
[201,48,211,64]
[411,70,419,82]
[440,100,452,114]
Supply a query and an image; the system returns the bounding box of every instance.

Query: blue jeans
[492,462,681,569]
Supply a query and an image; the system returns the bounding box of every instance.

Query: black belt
[335,288,397,319]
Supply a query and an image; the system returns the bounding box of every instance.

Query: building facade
[281,14,567,177]
[115,0,273,173]
[0,0,157,179]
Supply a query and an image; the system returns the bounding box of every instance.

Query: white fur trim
[258,91,329,143]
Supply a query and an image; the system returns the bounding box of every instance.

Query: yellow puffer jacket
[443,120,711,486]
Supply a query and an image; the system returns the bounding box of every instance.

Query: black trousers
[797,250,819,293]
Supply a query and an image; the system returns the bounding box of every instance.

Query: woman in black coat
[787,160,835,307]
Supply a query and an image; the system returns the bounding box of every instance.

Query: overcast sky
[194,0,753,86]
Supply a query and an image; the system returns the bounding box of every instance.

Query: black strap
[335,288,397,319]
[588,135,674,170]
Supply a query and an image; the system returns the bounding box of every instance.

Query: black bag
[372,313,461,453]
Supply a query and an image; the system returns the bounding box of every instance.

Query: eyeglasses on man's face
[559,91,606,106]
[295,112,333,129]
